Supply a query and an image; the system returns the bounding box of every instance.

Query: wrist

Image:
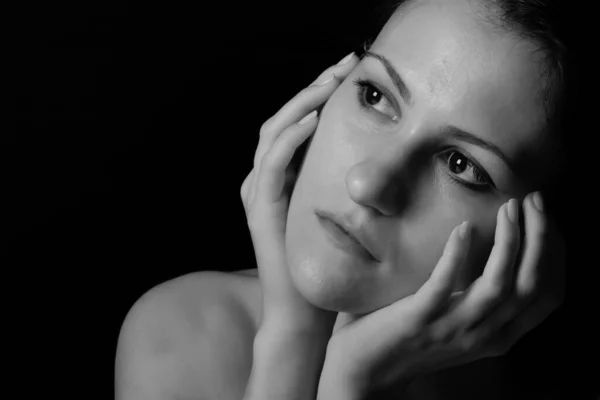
[260,307,336,339]
[318,363,363,400]
[245,320,332,400]
[317,340,364,400]
[321,338,413,400]
[255,319,332,354]
[318,367,411,400]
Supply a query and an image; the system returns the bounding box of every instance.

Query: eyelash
[440,149,495,192]
[352,78,397,120]
[352,78,495,193]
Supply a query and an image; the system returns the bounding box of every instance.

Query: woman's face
[285,0,556,314]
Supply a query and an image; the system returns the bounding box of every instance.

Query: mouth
[315,210,379,262]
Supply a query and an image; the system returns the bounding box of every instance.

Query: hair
[350,2,594,383]
[355,0,579,235]
[348,4,597,386]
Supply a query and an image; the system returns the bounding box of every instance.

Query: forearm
[316,347,363,400]
[317,342,411,400]
[243,321,331,400]
[317,370,410,400]
[317,368,361,400]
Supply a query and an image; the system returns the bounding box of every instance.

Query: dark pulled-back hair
[349,3,597,394]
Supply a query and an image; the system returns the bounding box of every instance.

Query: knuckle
[298,85,322,101]
[260,118,274,137]
[520,274,540,296]
[313,68,333,85]
[323,64,337,75]
[241,173,250,190]
[495,281,513,298]
[261,150,278,170]
[403,313,426,338]
[430,324,454,345]
[486,281,510,301]
[246,210,261,230]
[404,325,424,346]
[312,67,343,86]
[326,63,351,78]
[241,188,249,209]
[303,82,319,93]
[458,334,479,352]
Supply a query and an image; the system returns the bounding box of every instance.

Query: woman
[115,0,575,398]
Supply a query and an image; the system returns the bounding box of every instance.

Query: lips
[315,210,380,262]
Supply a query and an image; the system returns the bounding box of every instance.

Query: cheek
[394,198,500,293]
[289,90,357,202]
[452,205,500,289]
[392,208,461,287]
[284,84,504,310]
[461,214,498,286]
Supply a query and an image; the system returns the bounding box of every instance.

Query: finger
[240,169,254,211]
[483,199,521,292]
[249,165,258,207]
[413,221,472,320]
[310,51,358,85]
[256,111,318,203]
[513,191,552,301]
[252,156,299,208]
[472,192,564,337]
[449,200,521,331]
[254,52,358,168]
[254,77,336,170]
[337,223,470,362]
[477,293,560,358]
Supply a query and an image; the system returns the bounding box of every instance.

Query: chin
[286,247,394,315]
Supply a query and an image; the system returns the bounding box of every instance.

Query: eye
[352,78,398,121]
[441,150,495,191]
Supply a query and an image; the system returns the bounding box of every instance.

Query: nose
[345,138,422,217]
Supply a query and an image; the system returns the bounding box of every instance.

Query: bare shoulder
[115,269,262,400]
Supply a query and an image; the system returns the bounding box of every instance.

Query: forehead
[371,0,550,170]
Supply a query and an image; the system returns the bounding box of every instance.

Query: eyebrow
[444,125,515,172]
[364,50,413,106]
[362,49,513,172]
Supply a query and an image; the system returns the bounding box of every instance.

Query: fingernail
[337,52,354,65]
[317,73,336,86]
[298,110,317,125]
[459,221,471,240]
[506,199,518,223]
[532,191,544,212]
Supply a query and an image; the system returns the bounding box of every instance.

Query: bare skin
[115,269,262,400]
[115,268,535,400]
[115,1,566,398]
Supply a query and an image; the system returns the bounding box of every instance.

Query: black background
[11,1,598,398]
